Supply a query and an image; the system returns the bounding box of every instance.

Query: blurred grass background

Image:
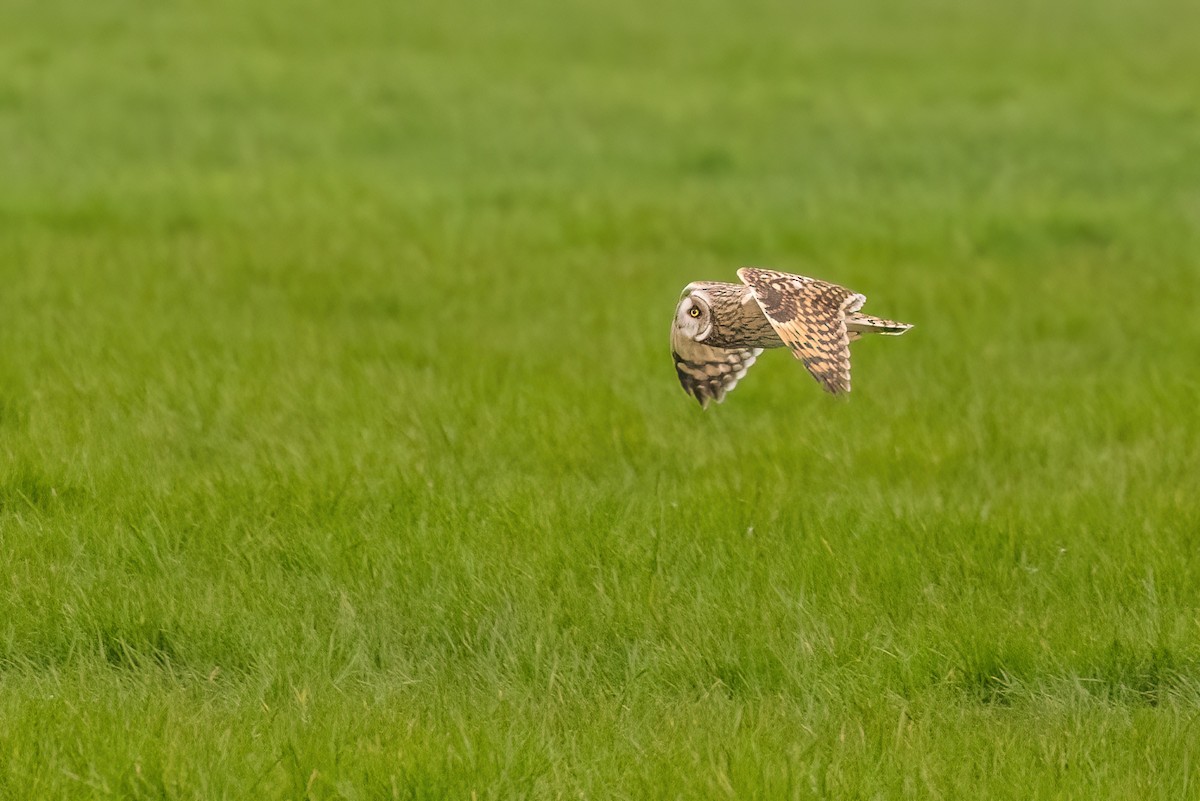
[1,0,1199,797]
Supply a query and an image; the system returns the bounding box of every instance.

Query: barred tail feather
[846,313,912,336]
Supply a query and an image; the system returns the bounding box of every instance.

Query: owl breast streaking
[670,267,912,407]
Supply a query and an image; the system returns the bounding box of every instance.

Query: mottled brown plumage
[670,267,912,406]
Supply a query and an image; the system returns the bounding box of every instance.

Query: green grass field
[3,0,1200,796]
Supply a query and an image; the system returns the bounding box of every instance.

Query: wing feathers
[672,344,763,408]
[737,267,857,394]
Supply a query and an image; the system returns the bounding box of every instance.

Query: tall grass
[1,0,1198,796]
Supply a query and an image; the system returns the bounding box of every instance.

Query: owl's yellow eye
[688,307,701,318]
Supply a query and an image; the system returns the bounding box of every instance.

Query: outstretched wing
[737,267,864,394]
[671,337,763,409]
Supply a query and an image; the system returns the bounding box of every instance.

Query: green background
[2,0,1199,797]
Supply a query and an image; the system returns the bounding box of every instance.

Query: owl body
[671,268,911,407]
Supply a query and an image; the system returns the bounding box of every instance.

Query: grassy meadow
[2,0,1200,796]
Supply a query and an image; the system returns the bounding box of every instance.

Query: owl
[671,267,912,407]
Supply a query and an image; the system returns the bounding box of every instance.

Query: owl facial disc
[676,292,713,341]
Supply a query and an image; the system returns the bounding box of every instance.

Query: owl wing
[737,267,865,394]
[671,335,763,409]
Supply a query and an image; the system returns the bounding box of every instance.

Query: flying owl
[671,267,912,407]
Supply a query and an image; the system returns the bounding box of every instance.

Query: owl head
[673,284,714,342]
